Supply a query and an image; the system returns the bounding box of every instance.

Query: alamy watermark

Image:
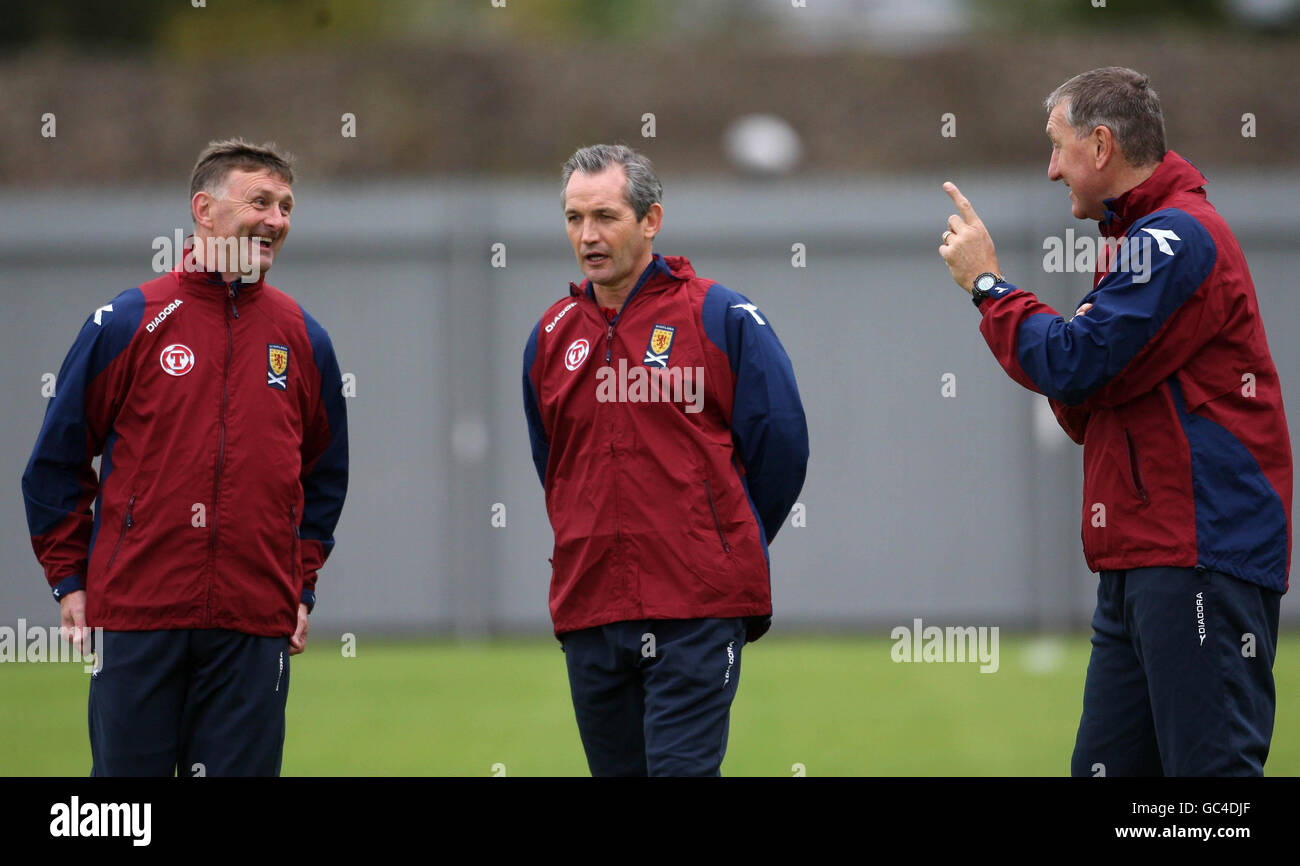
[595,358,704,414]
[0,619,102,672]
[1042,228,1181,284]
[151,230,265,282]
[890,618,999,673]
[50,796,151,846]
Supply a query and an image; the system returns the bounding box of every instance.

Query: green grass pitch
[2,634,1297,776]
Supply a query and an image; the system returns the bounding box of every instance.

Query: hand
[938,181,1001,293]
[289,602,309,655]
[58,590,89,654]
[1072,302,1093,319]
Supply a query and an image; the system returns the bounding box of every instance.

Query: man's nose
[263,208,287,233]
[580,218,600,244]
[1048,152,1061,182]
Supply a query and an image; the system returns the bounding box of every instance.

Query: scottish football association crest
[267,344,289,390]
[644,324,676,368]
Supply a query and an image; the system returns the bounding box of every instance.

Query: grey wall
[2,171,1296,637]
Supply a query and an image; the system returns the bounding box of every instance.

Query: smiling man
[523,144,808,776]
[938,68,1291,776]
[188,156,294,281]
[22,138,349,776]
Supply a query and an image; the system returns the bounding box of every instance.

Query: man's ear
[641,202,664,239]
[1092,124,1119,172]
[192,191,215,230]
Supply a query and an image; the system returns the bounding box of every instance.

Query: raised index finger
[943,181,980,223]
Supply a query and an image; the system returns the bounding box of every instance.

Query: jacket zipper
[592,282,645,593]
[608,439,630,596]
[585,258,666,365]
[704,479,732,553]
[105,493,136,573]
[207,287,238,613]
[591,282,639,364]
[1124,429,1150,503]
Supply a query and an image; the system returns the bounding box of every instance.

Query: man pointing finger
[937,67,1291,777]
[938,181,1003,299]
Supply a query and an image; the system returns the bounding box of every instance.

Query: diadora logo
[1140,227,1181,256]
[565,338,590,372]
[545,301,578,334]
[731,303,767,325]
[159,344,195,377]
[145,298,184,333]
[1195,591,1207,645]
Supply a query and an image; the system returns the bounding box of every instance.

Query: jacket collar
[1099,150,1207,237]
[175,239,267,300]
[569,252,693,307]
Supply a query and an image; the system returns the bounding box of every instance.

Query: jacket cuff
[974,282,1018,312]
[52,574,84,602]
[300,588,316,614]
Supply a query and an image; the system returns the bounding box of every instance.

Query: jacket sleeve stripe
[522,320,549,487]
[298,307,349,587]
[985,209,1216,406]
[22,289,144,585]
[701,284,809,544]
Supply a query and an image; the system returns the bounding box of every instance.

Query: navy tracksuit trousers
[561,617,748,777]
[88,629,291,777]
[1071,566,1281,777]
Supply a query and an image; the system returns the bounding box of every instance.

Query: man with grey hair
[523,144,809,775]
[938,68,1290,775]
[22,138,348,775]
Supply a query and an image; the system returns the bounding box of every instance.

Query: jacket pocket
[289,506,302,585]
[703,478,732,554]
[1123,429,1150,503]
[105,492,137,574]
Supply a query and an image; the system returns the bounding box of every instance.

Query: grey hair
[560,144,662,221]
[1044,67,1167,167]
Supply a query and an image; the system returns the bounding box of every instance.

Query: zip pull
[227,285,240,319]
[605,324,614,364]
[703,479,731,553]
[125,494,136,528]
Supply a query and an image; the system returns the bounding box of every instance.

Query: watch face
[975,274,997,293]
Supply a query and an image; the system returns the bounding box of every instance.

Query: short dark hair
[1044,67,1167,167]
[560,144,662,221]
[189,138,295,201]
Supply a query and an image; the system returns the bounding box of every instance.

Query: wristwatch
[971,272,1009,308]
